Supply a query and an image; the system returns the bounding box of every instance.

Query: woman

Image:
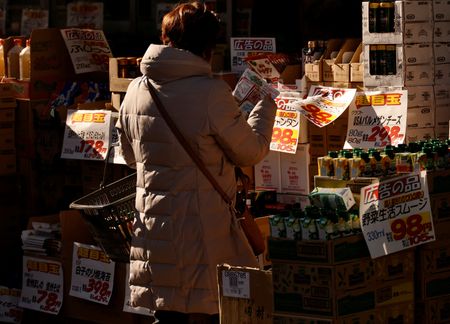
[116,1,276,323]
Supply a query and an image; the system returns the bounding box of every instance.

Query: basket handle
[100,142,119,189]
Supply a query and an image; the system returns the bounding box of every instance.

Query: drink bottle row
[0,37,31,80]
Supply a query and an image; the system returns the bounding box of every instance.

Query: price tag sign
[0,286,23,323]
[344,89,408,149]
[123,264,152,316]
[21,9,48,37]
[360,171,435,258]
[19,256,63,315]
[67,2,103,29]
[221,270,250,299]
[287,85,355,128]
[230,37,276,75]
[61,109,111,161]
[270,96,300,154]
[70,242,115,305]
[60,28,112,73]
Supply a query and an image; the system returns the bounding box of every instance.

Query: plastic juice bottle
[434,144,446,171]
[0,39,5,78]
[395,143,411,173]
[7,38,23,79]
[370,149,383,177]
[19,39,31,80]
[408,142,421,172]
[382,145,397,176]
[350,149,362,179]
[360,151,372,177]
[318,151,337,177]
[334,150,350,180]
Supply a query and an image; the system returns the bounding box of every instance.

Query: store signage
[69,243,115,305]
[344,89,408,149]
[19,256,63,315]
[123,264,152,316]
[61,109,112,161]
[221,270,250,299]
[67,2,103,29]
[60,28,112,74]
[230,37,276,75]
[287,85,356,128]
[359,171,435,258]
[271,96,300,154]
[0,286,23,323]
[21,9,48,37]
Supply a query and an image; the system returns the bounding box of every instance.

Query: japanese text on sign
[344,90,407,149]
[70,242,115,305]
[270,96,300,154]
[0,287,23,323]
[230,37,276,75]
[67,2,103,29]
[359,172,435,258]
[61,109,111,161]
[286,85,356,128]
[60,28,112,73]
[19,256,63,315]
[21,9,49,37]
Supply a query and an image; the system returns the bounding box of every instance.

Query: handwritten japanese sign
[21,9,48,37]
[19,256,63,315]
[271,96,301,154]
[60,28,112,74]
[359,171,435,258]
[70,242,115,305]
[0,287,22,323]
[344,89,408,149]
[61,109,111,161]
[230,37,276,75]
[67,2,103,29]
[287,85,356,128]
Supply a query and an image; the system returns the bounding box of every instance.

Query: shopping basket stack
[69,172,137,263]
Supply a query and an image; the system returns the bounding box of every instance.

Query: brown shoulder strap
[145,78,233,206]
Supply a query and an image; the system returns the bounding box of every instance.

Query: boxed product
[405,127,434,143]
[363,44,404,87]
[407,85,435,108]
[433,0,450,21]
[350,43,363,83]
[407,106,435,128]
[217,264,273,324]
[279,144,311,195]
[434,63,450,85]
[403,22,434,44]
[434,21,450,43]
[403,44,434,66]
[404,64,435,87]
[254,150,282,192]
[330,39,361,82]
[304,39,344,82]
[433,43,450,65]
[361,1,403,44]
[402,1,433,23]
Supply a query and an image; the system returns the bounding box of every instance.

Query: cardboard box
[404,43,434,66]
[434,21,450,43]
[403,1,433,23]
[349,43,363,83]
[407,106,435,128]
[433,0,450,21]
[109,57,134,93]
[407,85,434,108]
[217,264,273,324]
[254,150,281,192]
[430,192,450,221]
[268,233,370,265]
[434,63,450,85]
[404,64,435,87]
[280,144,311,195]
[418,237,450,275]
[362,1,403,44]
[435,105,450,129]
[331,39,361,82]
[403,22,434,44]
[405,127,434,143]
[419,295,450,324]
[434,43,450,65]
[418,270,450,300]
[305,39,344,82]
[434,125,449,141]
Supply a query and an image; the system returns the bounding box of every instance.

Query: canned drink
[385,45,397,75]
[377,44,387,75]
[369,45,379,75]
[378,1,395,33]
[369,0,380,33]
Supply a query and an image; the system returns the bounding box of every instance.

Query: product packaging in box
[109,57,134,93]
[304,39,344,83]
[404,44,434,66]
[268,233,370,265]
[433,43,450,65]
[434,126,449,141]
[417,237,450,276]
[407,106,435,128]
[279,144,310,195]
[434,0,450,21]
[434,21,450,43]
[331,39,361,82]
[435,105,450,129]
[403,22,434,44]
[404,64,435,87]
[363,44,404,87]
[407,85,434,108]
[217,264,273,324]
[403,1,433,23]
[434,84,450,106]
[434,63,450,85]
[309,187,355,211]
[405,127,434,143]
[361,1,403,44]
[254,149,281,192]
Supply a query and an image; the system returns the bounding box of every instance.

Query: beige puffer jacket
[116,44,276,315]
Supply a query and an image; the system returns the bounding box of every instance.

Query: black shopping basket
[69,172,137,263]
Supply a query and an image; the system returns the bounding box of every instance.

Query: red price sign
[366,125,403,143]
[302,104,333,126]
[33,290,61,313]
[76,140,107,155]
[271,127,297,145]
[83,279,112,304]
[390,213,434,246]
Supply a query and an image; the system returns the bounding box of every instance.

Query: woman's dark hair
[161,1,220,58]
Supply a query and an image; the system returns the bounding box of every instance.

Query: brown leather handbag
[146,78,265,256]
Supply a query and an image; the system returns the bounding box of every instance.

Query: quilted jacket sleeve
[208,81,277,167]
[116,106,137,170]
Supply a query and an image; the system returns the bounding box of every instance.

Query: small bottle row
[0,38,31,80]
